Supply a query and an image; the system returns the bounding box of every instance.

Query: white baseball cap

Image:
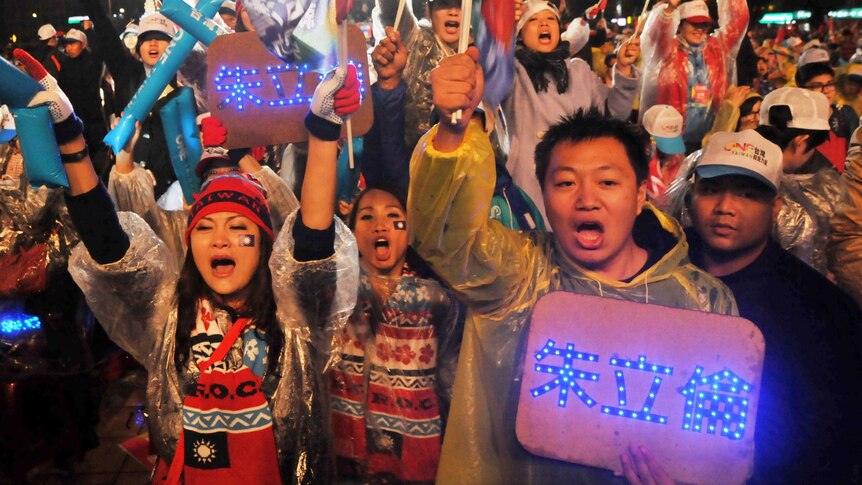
[138,13,177,40]
[797,48,830,67]
[37,24,56,41]
[696,130,783,192]
[759,87,830,131]
[784,36,802,49]
[63,29,88,46]
[678,0,712,24]
[643,105,685,155]
[802,39,822,51]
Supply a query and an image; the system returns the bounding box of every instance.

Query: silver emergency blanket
[829,144,862,307]
[1,143,83,376]
[663,149,842,276]
[68,210,358,483]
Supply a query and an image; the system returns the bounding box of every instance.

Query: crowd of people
[3,0,862,483]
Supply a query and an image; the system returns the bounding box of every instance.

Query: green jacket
[408,122,738,485]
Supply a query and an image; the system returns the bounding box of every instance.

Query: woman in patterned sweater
[330,184,464,484]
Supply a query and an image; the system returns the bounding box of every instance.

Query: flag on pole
[243,0,338,71]
[472,0,516,107]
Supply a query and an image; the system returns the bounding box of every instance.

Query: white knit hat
[517,0,560,34]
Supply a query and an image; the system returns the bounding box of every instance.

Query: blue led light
[1,311,42,336]
[215,60,368,112]
[603,354,672,426]
[530,340,599,408]
[679,366,753,440]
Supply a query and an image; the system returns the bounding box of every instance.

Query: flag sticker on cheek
[238,234,256,247]
[393,220,407,231]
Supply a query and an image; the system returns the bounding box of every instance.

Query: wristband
[60,146,90,163]
[304,112,341,141]
[53,113,85,145]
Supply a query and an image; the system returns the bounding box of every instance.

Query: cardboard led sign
[516,292,765,485]
[207,28,373,148]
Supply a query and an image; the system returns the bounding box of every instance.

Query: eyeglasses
[805,81,837,92]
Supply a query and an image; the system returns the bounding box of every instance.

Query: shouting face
[543,137,648,280]
[520,9,560,53]
[190,212,262,308]
[353,189,409,277]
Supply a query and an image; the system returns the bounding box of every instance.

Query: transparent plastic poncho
[1,144,84,377]
[68,210,358,483]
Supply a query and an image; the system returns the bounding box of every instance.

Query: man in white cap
[754,87,837,275]
[219,1,238,31]
[795,49,859,172]
[641,0,749,154]
[55,28,110,176]
[34,23,65,76]
[685,129,862,484]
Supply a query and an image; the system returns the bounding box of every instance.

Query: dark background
[0,0,859,49]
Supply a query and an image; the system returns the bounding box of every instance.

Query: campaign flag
[472,0,516,107]
[243,0,338,71]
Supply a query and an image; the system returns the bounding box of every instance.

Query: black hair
[534,108,650,187]
[174,232,283,375]
[755,105,829,152]
[735,95,762,130]
[794,62,834,87]
[604,53,617,69]
[348,183,440,280]
[135,31,172,57]
[515,16,570,94]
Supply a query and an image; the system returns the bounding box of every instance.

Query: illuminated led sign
[207,28,374,148]
[516,292,764,485]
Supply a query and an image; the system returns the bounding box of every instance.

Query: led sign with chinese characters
[207,28,374,148]
[516,292,764,485]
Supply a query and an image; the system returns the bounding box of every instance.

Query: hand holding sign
[620,445,675,485]
[516,292,764,485]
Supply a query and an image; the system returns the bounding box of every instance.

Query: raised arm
[715,0,750,55]
[13,49,176,367]
[78,0,137,85]
[641,1,679,63]
[409,47,544,315]
[364,27,410,191]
